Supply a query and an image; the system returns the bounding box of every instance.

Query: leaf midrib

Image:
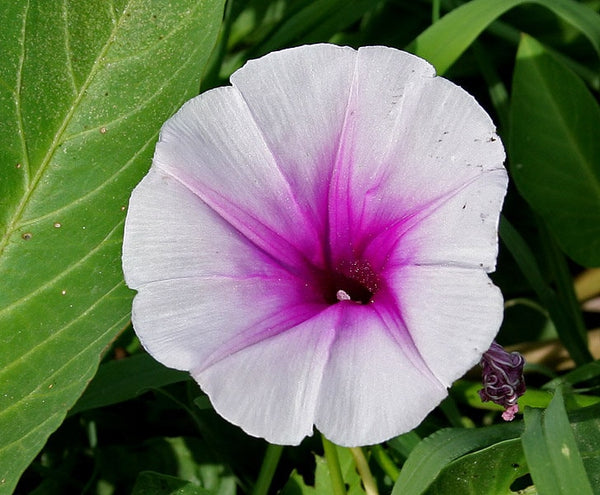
[0,0,135,259]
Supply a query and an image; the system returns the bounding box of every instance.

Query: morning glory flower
[122,44,508,447]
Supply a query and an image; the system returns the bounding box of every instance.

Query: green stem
[322,436,346,495]
[350,447,379,495]
[252,443,284,495]
[432,0,441,22]
[371,444,400,482]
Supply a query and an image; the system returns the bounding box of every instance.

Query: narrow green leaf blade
[407,0,600,74]
[509,34,600,267]
[522,389,594,495]
[253,0,375,56]
[281,446,365,495]
[0,0,224,491]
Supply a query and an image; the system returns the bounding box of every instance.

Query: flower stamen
[321,260,379,305]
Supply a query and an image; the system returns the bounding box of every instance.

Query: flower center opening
[322,260,380,305]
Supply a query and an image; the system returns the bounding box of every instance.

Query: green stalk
[371,444,400,482]
[252,443,284,495]
[350,447,379,495]
[537,219,589,348]
[322,435,347,495]
[432,0,441,22]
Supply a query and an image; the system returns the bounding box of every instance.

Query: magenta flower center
[319,259,380,305]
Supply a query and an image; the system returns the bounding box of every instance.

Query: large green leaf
[0,0,224,491]
[509,34,600,267]
[392,423,523,495]
[407,0,600,74]
[425,438,528,495]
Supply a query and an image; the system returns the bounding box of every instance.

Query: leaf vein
[0,300,129,428]
[62,0,79,93]
[0,220,125,317]
[15,1,32,185]
[0,0,135,258]
[0,281,128,385]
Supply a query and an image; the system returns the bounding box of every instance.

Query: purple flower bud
[478,341,526,421]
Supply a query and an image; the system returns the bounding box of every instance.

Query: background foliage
[1,0,599,493]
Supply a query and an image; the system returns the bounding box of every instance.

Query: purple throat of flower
[322,260,379,305]
[479,341,526,421]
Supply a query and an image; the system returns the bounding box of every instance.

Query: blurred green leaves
[0,0,224,492]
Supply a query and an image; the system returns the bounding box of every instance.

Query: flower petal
[123,168,286,288]
[398,171,507,270]
[191,310,338,445]
[315,304,447,446]
[387,265,504,387]
[365,170,508,272]
[324,46,506,265]
[230,44,357,241]
[123,168,322,371]
[154,85,326,269]
[131,275,320,372]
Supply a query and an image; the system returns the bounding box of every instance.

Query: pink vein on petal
[371,289,441,385]
[232,87,331,268]
[153,162,320,280]
[366,169,504,272]
[326,54,360,265]
[192,302,338,376]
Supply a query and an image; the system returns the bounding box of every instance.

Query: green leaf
[546,360,600,389]
[0,1,224,492]
[392,422,523,495]
[570,403,600,491]
[407,0,600,74]
[387,430,422,460]
[509,34,600,267]
[70,353,190,415]
[522,388,594,494]
[499,217,593,365]
[425,438,528,495]
[132,472,211,495]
